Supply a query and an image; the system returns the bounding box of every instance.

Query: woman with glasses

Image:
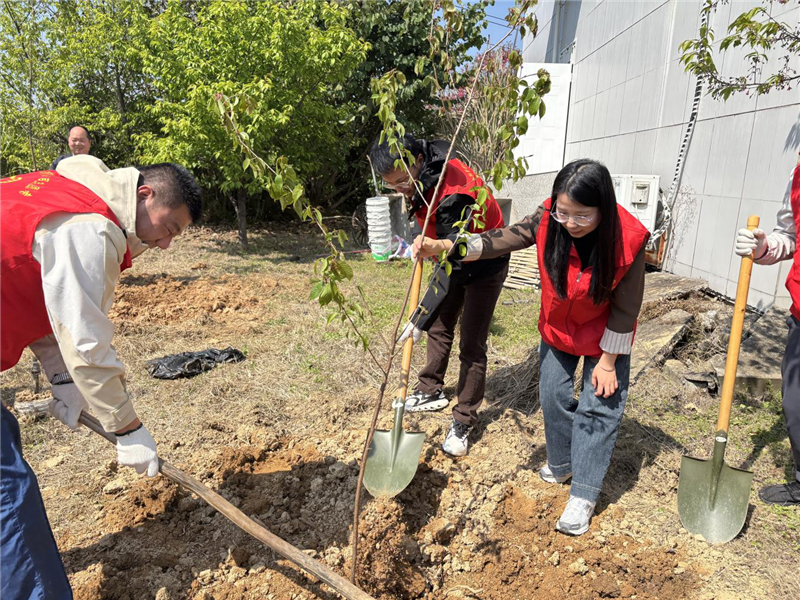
[370,134,509,458]
[414,159,650,535]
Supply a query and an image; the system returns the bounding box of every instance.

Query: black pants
[782,316,800,477]
[417,264,508,426]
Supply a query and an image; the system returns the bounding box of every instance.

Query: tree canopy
[1,0,490,223]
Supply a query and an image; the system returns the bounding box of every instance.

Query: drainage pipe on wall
[649,7,709,261]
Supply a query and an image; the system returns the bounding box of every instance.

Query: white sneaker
[442,419,470,457]
[539,464,573,484]
[556,496,596,536]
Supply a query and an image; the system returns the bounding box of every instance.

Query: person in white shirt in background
[735,153,800,506]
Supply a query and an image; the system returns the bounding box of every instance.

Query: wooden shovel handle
[716,215,760,434]
[78,412,375,600]
[398,260,424,400]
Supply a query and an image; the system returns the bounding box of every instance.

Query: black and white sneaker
[759,480,800,505]
[405,389,449,412]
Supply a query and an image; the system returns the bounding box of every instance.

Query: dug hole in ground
[2,222,798,600]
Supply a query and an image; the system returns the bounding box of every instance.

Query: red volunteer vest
[785,159,800,320]
[414,159,505,238]
[537,199,650,358]
[1,170,132,371]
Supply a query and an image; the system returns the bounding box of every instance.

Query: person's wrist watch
[50,372,74,386]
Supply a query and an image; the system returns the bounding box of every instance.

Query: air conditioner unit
[611,174,661,234]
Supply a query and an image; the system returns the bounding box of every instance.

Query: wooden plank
[504,246,540,290]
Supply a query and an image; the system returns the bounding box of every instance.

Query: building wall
[503,172,559,222]
[519,0,800,310]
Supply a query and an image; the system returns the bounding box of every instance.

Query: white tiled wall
[521,0,800,308]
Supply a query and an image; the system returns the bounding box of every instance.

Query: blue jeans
[539,341,630,503]
[1,405,72,599]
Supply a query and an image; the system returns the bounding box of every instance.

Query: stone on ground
[711,306,789,395]
[642,272,707,308]
[631,309,694,383]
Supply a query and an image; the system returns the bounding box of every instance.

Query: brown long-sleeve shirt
[465,205,647,354]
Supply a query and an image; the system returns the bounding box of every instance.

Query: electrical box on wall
[611,174,661,233]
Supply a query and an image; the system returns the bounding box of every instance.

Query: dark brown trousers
[417,264,508,426]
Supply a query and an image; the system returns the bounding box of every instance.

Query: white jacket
[755,168,797,265]
[29,155,149,432]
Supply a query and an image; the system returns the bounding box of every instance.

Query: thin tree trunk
[236,188,248,249]
[113,64,127,123]
[27,32,37,170]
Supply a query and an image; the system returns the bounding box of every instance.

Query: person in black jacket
[369,135,509,456]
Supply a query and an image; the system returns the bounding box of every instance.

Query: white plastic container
[366,196,392,262]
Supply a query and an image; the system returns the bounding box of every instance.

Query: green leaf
[309,281,324,300]
[319,283,333,306]
[338,261,354,280]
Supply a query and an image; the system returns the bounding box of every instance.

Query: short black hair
[137,163,202,223]
[68,125,92,141]
[369,133,425,175]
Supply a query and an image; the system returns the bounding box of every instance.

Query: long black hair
[544,159,621,305]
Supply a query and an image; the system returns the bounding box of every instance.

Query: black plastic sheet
[146,347,245,380]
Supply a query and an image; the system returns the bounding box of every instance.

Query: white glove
[735,228,767,258]
[398,321,423,345]
[48,382,89,431]
[116,425,160,477]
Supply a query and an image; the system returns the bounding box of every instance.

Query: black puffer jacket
[410,140,509,331]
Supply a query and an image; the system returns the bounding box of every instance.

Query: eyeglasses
[382,176,413,191]
[382,162,421,191]
[550,208,597,227]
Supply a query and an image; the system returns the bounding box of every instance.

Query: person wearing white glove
[48,378,89,430]
[1,158,201,600]
[734,227,768,259]
[398,321,423,344]
[46,376,160,477]
[731,155,800,507]
[115,422,160,477]
[370,135,509,459]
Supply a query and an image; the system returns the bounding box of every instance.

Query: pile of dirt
[355,499,427,599]
[109,274,278,325]
[103,478,181,528]
[471,486,695,599]
[66,434,698,600]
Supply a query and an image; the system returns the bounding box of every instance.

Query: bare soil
[2,225,797,600]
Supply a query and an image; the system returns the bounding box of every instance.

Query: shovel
[363,260,426,497]
[677,215,759,544]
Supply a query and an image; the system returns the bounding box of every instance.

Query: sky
[479,0,526,53]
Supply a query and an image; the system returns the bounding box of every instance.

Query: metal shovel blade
[677,435,754,544]
[363,404,426,498]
